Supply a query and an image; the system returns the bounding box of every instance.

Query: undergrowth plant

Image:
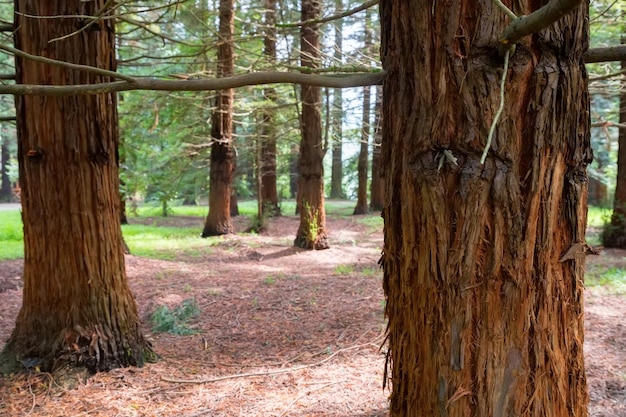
[150,298,200,335]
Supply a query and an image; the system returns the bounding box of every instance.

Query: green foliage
[150,298,200,336]
[586,266,626,290]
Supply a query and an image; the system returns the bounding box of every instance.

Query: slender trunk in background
[1,0,153,374]
[202,0,235,237]
[369,86,384,211]
[259,0,280,217]
[294,0,328,250]
[330,0,344,199]
[353,9,372,215]
[353,85,370,214]
[604,36,626,247]
[381,1,590,415]
[0,133,10,202]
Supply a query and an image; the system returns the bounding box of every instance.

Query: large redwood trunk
[0,0,151,373]
[381,1,590,416]
[294,0,328,250]
[202,0,235,237]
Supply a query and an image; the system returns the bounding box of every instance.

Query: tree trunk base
[0,325,156,375]
[201,223,233,237]
[602,214,626,248]
[294,234,329,250]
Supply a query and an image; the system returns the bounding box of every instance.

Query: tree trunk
[353,85,370,214]
[0,134,10,202]
[289,143,299,200]
[330,0,344,200]
[259,0,280,218]
[369,86,384,211]
[381,2,590,416]
[294,0,328,250]
[604,38,626,247]
[354,11,373,215]
[587,176,607,207]
[0,0,152,374]
[202,0,235,237]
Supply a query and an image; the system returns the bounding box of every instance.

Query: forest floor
[0,214,625,416]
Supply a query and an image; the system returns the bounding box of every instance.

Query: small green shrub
[150,298,200,335]
[334,264,354,275]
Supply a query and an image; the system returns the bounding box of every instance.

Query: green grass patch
[334,264,355,275]
[587,206,609,229]
[0,210,24,260]
[357,215,383,232]
[122,224,217,260]
[585,266,626,291]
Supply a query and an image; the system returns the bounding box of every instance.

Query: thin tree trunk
[259,0,280,217]
[202,0,235,237]
[353,85,370,214]
[604,36,626,247]
[1,0,152,374]
[294,0,328,250]
[0,133,10,202]
[330,0,344,200]
[354,11,372,215]
[369,86,384,211]
[381,2,589,416]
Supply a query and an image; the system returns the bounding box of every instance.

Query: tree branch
[584,46,626,63]
[278,0,378,28]
[0,71,383,96]
[0,43,137,83]
[500,0,583,47]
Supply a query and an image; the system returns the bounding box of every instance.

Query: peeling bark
[381,1,590,416]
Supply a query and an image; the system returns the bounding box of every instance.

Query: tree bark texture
[369,86,384,211]
[380,1,590,416]
[330,0,345,200]
[604,39,626,247]
[260,0,280,217]
[295,0,328,250]
[1,0,151,373]
[202,0,235,237]
[353,85,371,214]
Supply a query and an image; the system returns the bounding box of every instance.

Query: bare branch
[584,46,626,63]
[0,43,137,83]
[0,71,383,96]
[589,68,626,82]
[500,0,583,47]
[278,0,378,28]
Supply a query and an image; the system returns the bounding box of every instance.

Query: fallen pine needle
[161,341,375,384]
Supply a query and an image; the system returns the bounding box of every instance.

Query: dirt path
[0,215,625,416]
